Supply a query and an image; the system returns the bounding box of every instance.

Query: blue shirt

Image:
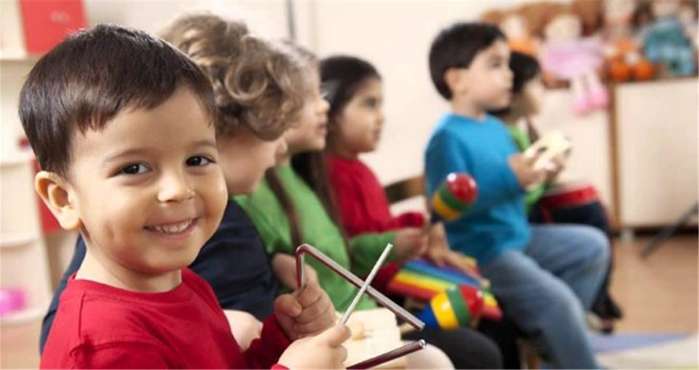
[424,113,530,264]
[39,199,279,353]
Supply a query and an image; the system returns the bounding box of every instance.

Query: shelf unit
[0,41,51,326]
[1,110,52,326]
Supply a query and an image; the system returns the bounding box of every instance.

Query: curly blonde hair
[160,13,310,140]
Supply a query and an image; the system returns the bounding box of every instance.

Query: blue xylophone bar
[404,259,483,288]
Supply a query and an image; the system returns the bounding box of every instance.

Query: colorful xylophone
[387,259,502,327]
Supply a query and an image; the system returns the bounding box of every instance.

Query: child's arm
[425,132,524,215]
[392,211,426,228]
[223,310,263,350]
[329,169,378,236]
[347,232,398,276]
[243,316,293,369]
[44,341,170,369]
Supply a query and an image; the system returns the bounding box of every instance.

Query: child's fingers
[444,251,471,272]
[274,294,302,318]
[294,303,335,334]
[333,344,348,367]
[294,292,332,324]
[319,324,351,347]
[304,266,319,285]
[295,280,323,307]
[524,150,543,167]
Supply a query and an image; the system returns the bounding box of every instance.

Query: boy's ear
[444,67,469,96]
[34,171,81,230]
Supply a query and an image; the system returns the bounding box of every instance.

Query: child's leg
[403,327,502,369]
[540,202,623,321]
[402,342,453,369]
[480,250,598,368]
[525,224,609,309]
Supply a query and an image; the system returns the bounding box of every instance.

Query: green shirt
[236,164,396,311]
[507,125,546,211]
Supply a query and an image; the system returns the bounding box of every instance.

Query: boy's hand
[544,153,566,182]
[508,153,546,188]
[274,280,336,340]
[424,223,472,272]
[272,253,318,290]
[278,324,350,369]
[393,227,429,262]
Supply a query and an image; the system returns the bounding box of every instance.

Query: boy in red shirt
[21,24,348,369]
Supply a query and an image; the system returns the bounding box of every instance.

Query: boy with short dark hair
[424,22,609,368]
[22,24,348,369]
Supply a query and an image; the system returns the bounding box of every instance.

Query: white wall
[302,0,528,184]
[83,0,289,38]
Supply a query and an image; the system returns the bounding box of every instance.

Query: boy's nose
[319,96,330,114]
[158,172,195,203]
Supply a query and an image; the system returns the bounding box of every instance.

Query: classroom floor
[1,235,697,368]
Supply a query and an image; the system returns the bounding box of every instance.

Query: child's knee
[583,227,610,267]
[537,278,586,323]
[568,225,609,269]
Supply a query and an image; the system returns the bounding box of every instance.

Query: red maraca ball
[446,173,478,205]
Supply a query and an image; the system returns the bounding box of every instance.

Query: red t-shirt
[40,268,290,369]
[326,154,425,236]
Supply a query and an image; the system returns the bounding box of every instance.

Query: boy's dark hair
[19,24,216,176]
[428,22,506,99]
[320,55,381,122]
[509,51,541,95]
[490,51,541,117]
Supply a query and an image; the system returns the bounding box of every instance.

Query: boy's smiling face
[60,86,227,278]
[451,39,513,112]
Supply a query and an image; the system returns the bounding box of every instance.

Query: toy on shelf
[482,8,540,57]
[430,173,478,223]
[638,0,696,77]
[0,288,26,316]
[604,0,656,82]
[539,3,608,115]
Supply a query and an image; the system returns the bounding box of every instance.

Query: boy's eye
[119,163,150,175]
[363,98,379,108]
[186,155,214,167]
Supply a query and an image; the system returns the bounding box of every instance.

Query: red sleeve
[243,315,291,369]
[329,166,375,236]
[69,341,172,369]
[393,211,426,228]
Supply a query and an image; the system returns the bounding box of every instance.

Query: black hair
[19,24,215,176]
[320,55,381,121]
[428,22,506,99]
[490,51,541,117]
